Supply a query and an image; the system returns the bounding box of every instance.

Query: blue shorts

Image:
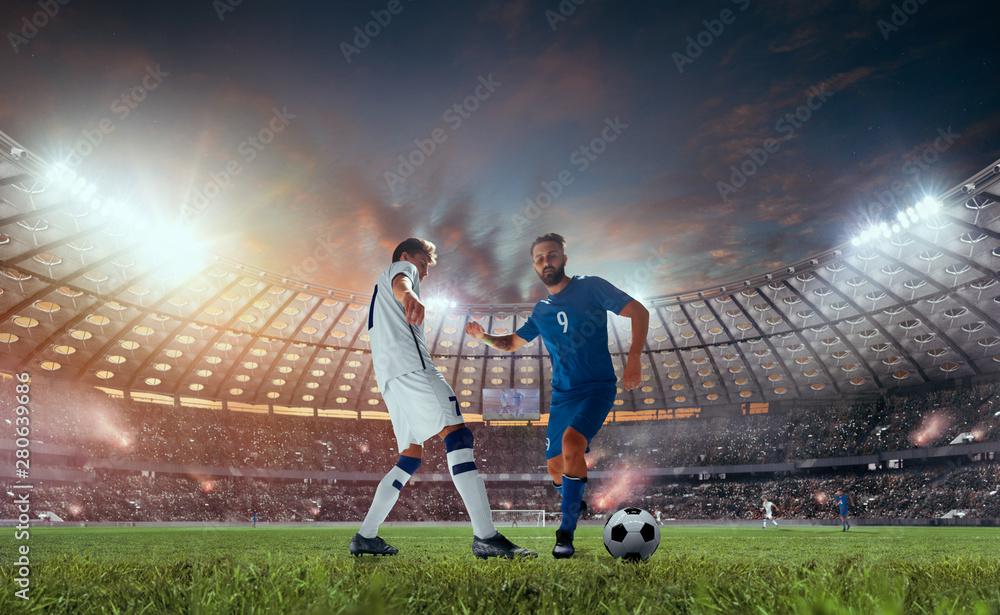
[545,384,616,460]
[838,507,849,517]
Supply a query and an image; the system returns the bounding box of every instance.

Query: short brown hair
[530,233,566,257]
[392,238,437,265]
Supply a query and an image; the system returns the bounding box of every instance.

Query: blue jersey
[515,276,633,394]
[835,495,849,510]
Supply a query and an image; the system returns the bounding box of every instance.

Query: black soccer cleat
[552,529,575,559]
[349,533,398,556]
[472,532,536,559]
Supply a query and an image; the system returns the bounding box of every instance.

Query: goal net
[491,509,545,527]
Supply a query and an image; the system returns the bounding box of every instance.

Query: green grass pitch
[3,525,1000,614]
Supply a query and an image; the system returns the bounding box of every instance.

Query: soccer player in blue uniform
[466,233,649,558]
[834,490,854,531]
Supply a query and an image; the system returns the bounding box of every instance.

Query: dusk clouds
[1,0,997,303]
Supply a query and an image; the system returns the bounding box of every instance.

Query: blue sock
[558,475,587,535]
[552,480,563,497]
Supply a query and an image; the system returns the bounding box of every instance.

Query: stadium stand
[2,376,999,524]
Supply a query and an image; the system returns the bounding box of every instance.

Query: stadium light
[46,162,72,185]
[137,225,206,279]
[916,196,941,217]
[79,183,97,203]
[69,176,87,195]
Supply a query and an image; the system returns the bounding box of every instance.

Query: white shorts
[383,368,465,453]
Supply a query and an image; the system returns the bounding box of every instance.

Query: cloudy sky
[2,0,998,304]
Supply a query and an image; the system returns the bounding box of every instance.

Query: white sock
[447,447,497,539]
[359,465,413,538]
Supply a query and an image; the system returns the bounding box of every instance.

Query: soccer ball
[603,507,660,561]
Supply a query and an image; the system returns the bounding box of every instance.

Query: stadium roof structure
[2,129,1000,416]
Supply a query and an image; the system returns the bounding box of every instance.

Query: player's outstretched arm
[392,274,425,326]
[619,300,649,391]
[465,321,528,352]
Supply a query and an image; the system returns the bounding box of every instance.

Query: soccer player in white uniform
[761,497,779,529]
[350,238,534,559]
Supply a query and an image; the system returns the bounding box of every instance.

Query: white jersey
[368,261,435,390]
[763,501,775,516]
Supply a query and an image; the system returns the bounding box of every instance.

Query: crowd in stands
[4,378,999,476]
[2,462,997,523]
[591,382,1000,470]
[645,462,1000,520]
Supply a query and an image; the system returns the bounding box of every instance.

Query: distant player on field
[351,238,534,559]
[760,497,779,529]
[466,233,649,558]
[511,390,524,417]
[834,489,854,531]
[499,389,510,416]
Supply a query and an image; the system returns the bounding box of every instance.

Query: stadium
[3,131,1000,611]
[3,2,1000,613]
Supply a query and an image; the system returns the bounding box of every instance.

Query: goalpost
[491,509,545,527]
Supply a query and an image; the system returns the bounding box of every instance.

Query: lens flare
[592,465,646,511]
[910,411,953,447]
[585,448,609,470]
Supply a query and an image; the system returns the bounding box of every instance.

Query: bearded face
[531,241,568,287]
[538,262,566,286]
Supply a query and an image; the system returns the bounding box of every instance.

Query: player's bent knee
[562,428,587,449]
[443,427,478,477]
[443,426,474,452]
